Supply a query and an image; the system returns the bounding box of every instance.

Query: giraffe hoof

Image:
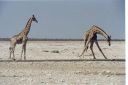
[12,58,16,61]
[24,58,26,60]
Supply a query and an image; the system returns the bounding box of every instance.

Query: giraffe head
[107,35,111,46]
[32,14,38,23]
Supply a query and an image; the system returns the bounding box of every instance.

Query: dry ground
[0,41,125,85]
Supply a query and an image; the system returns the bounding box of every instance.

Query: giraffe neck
[93,25,109,40]
[22,17,33,36]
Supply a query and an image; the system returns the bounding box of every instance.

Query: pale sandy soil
[0,41,125,85]
[0,41,125,60]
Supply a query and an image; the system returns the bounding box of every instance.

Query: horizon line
[0,38,125,41]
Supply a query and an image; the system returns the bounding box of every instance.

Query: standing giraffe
[9,15,38,60]
[79,25,111,59]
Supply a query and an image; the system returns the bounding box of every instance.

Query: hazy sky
[0,0,125,39]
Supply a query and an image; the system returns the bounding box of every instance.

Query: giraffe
[79,25,111,59]
[9,15,38,60]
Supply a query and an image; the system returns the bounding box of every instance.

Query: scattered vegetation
[51,50,60,53]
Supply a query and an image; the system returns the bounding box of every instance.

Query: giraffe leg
[23,42,27,60]
[10,43,16,61]
[21,37,28,60]
[21,44,24,60]
[9,43,14,59]
[90,41,96,59]
[12,48,16,61]
[21,41,27,60]
[24,38,28,60]
[85,38,91,52]
[9,47,12,59]
[21,43,26,60]
[84,34,89,51]
[95,41,107,59]
[79,47,86,58]
[79,38,91,58]
[79,44,90,58]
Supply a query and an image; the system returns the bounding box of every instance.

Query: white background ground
[0,41,125,60]
[0,41,125,85]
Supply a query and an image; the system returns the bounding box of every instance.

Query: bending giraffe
[79,25,111,59]
[9,15,38,60]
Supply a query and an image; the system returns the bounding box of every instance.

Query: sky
[0,0,125,39]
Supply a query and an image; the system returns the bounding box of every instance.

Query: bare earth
[0,41,125,85]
